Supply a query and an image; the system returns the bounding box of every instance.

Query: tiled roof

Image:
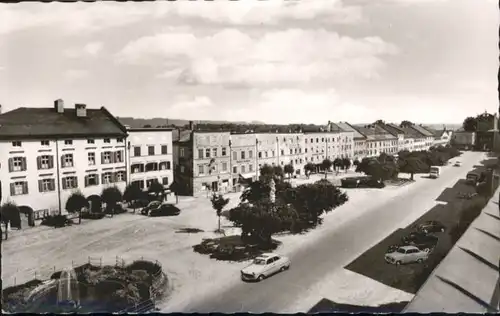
[332,122,366,140]
[353,125,396,141]
[173,130,192,142]
[411,124,435,137]
[0,107,126,139]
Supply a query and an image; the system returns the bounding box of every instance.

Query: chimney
[54,99,64,113]
[327,121,332,132]
[189,120,194,130]
[75,103,87,117]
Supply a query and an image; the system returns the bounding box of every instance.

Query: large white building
[0,100,175,218]
[127,127,174,196]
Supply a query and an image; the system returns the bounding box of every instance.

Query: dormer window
[12,141,21,147]
[104,138,111,143]
[64,140,73,145]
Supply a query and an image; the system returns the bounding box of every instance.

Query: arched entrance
[87,195,102,213]
[19,205,35,227]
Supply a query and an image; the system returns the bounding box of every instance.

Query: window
[85,174,98,187]
[61,154,74,168]
[148,146,155,156]
[180,165,185,173]
[167,161,171,170]
[134,146,141,157]
[241,165,246,173]
[9,157,26,172]
[11,181,28,195]
[180,148,185,157]
[37,155,53,170]
[233,152,237,160]
[290,149,292,155]
[62,176,78,190]
[265,151,269,158]
[132,180,144,190]
[281,150,284,155]
[102,172,113,184]
[212,148,217,157]
[117,138,124,143]
[241,151,246,159]
[64,140,73,145]
[249,150,253,159]
[41,140,50,146]
[161,145,168,154]
[222,162,228,171]
[205,148,210,158]
[249,164,253,172]
[233,166,238,174]
[102,151,112,164]
[162,177,169,185]
[88,152,95,165]
[198,164,205,175]
[104,138,111,143]
[115,150,124,163]
[12,141,22,147]
[38,178,55,192]
[258,152,262,158]
[198,149,203,159]
[272,150,275,157]
[87,139,95,144]
[222,147,227,156]
[115,171,126,182]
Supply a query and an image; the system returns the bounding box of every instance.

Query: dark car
[340,177,363,188]
[418,221,446,233]
[401,232,439,252]
[340,177,385,189]
[360,177,385,188]
[149,204,181,217]
[140,200,162,215]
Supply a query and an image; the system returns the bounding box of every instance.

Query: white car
[384,245,429,265]
[240,253,291,281]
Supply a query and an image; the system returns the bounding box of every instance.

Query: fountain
[56,267,80,311]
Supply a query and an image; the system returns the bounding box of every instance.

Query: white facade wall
[127,129,174,191]
[0,137,127,215]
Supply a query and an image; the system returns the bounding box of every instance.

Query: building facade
[127,128,174,195]
[0,100,128,217]
[230,133,258,185]
[275,133,306,173]
[331,122,367,160]
[410,125,435,151]
[353,125,398,157]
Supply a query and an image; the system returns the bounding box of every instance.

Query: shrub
[80,212,106,220]
[40,215,73,228]
[126,260,161,276]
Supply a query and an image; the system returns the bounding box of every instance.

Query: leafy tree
[321,159,332,178]
[123,183,144,212]
[284,164,295,180]
[148,179,165,201]
[374,119,386,125]
[333,158,343,171]
[101,186,123,217]
[353,159,360,169]
[65,191,89,224]
[462,116,478,132]
[273,166,284,180]
[304,162,316,179]
[355,157,371,174]
[342,158,351,171]
[168,179,182,204]
[400,120,414,128]
[398,156,429,180]
[211,193,230,233]
[0,202,20,240]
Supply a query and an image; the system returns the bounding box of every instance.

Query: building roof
[0,107,127,139]
[410,124,435,137]
[173,129,192,143]
[352,124,396,141]
[127,127,174,132]
[331,122,366,140]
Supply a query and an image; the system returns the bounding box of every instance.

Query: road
[175,152,486,313]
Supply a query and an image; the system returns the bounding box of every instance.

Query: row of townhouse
[0,100,174,217]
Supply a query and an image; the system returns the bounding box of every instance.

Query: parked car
[340,177,363,188]
[240,253,290,282]
[417,221,446,233]
[140,200,162,215]
[454,161,461,167]
[149,204,181,217]
[340,177,385,189]
[385,245,429,265]
[401,231,439,252]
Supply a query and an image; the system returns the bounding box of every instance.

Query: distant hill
[117,117,266,128]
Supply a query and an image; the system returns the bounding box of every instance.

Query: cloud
[64,42,104,58]
[64,69,89,81]
[119,28,398,86]
[166,95,215,119]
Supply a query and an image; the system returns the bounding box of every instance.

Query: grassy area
[307,298,409,313]
[345,159,498,294]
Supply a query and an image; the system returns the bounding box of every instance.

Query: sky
[0,0,498,125]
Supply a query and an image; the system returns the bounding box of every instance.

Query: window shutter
[122,172,127,183]
[10,183,15,195]
[8,158,13,172]
[96,175,100,185]
[101,174,105,184]
[167,161,171,170]
[49,156,54,169]
[111,172,116,183]
[101,152,105,164]
[74,177,78,189]
[51,179,56,191]
[22,157,27,171]
[38,180,43,192]
[112,152,116,163]
[84,175,89,187]
[61,155,65,168]
[23,182,28,194]
[37,156,42,170]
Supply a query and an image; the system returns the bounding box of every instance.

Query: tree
[374,119,386,125]
[304,163,315,179]
[333,158,343,171]
[148,179,165,201]
[273,166,284,180]
[353,159,360,169]
[0,202,20,240]
[123,183,144,212]
[284,164,295,180]
[462,116,478,132]
[342,158,351,171]
[211,193,230,233]
[65,191,89,224]
[321,159,332,178]
[168,179,182,204]
[400,120,414,128]
[101,186,123,217]
[398,156,429,180]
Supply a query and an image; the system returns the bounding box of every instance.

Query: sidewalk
[404,187,500,313]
